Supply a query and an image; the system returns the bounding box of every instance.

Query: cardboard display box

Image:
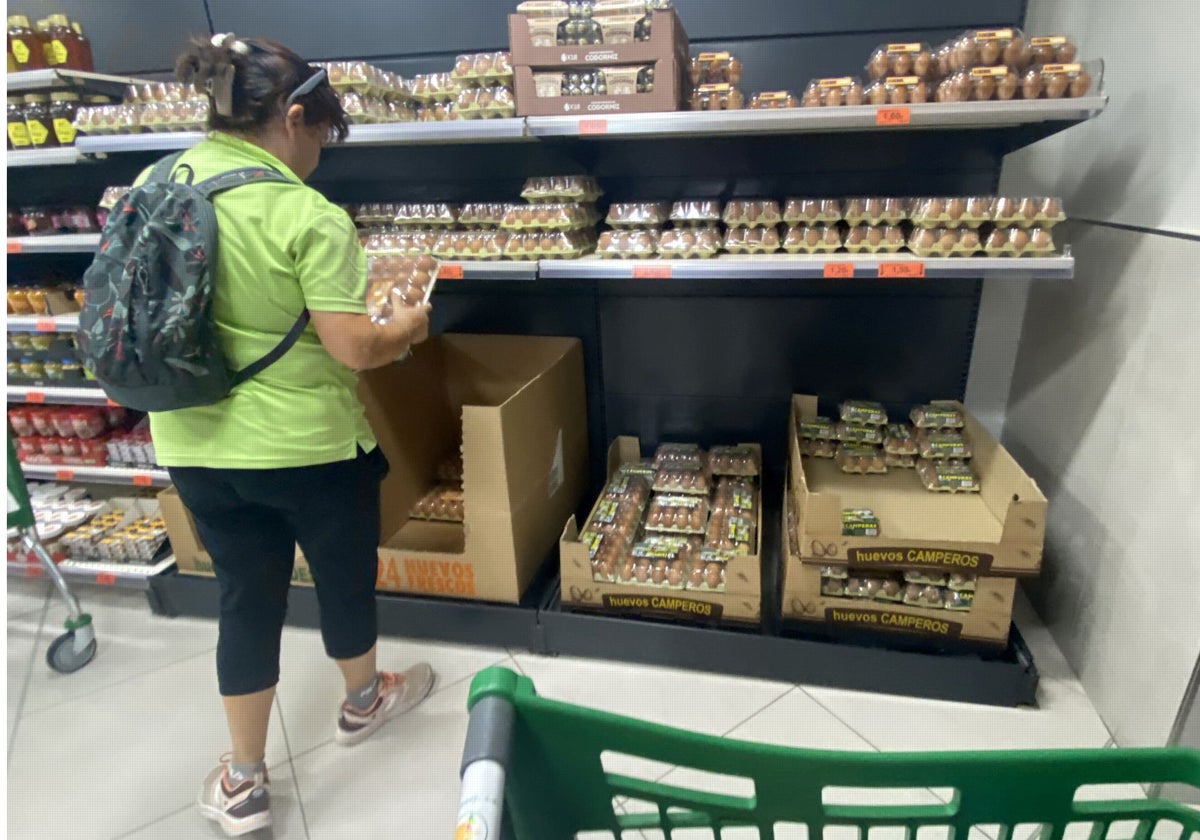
[161,334,589,604]
[559,436,763,626]
[789,394,1047,577]
[509,9,688,70]
[780,475,1016,649]
[514,56,686,117]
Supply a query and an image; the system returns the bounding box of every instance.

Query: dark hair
[175,35,348,142]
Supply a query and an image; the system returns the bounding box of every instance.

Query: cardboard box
[780,474,1015,649]
[160,334,589,604]
[789,394,1047,577]
[559,436,763,626]
[514,57,685,117]
[509,9,688,69]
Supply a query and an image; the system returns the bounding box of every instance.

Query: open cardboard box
[789,394,1046,577]
[559,436,763,626]
[780,467,1015,648]
[161,334,588,604]
[509,9,688,69]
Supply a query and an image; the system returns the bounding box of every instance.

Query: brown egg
[474,55,492,76]
[945,198,967,221]
[651,560,668,585]
[846,227,867,246]
[541,234,559,252]
[745,204,761,223]
[885,226,906,246]
[1010,229,1031,251]
[913,50,933,78]
[938,230,959,251]
[923,197,946,220]
[1020,69,1044,100]
[890,85,908,105]
[911,81,929,103]
[979,39,1003,66]
[867,83,888,105]
[823,227,842,247]
[455,57,473,76]
[1070,70,1091,97]
[868,50,890,80]
[1017,198,1039,220]
[1004,37,1030,69]
[1031,43,1056,64]
[973,75,997,101]
[634,561,651,583]
[803,227,822,248]
[845,83,865,106]
[912,228,938,250]
[1057,42,1078,62]
[892,52,914,76]
[959,230,981,252]
[952,72,972,100]
[801,88,821,107]
[667,561,685,587]
[824,87,844,107]
[985,229,1010,252]
[1030,228,1054,250]
[997,72,1019,100]
[966,197,991,218]
[704,562,724,588]
[1040,197,1063,218]
[477,90,494,108]
[688,561,705,587]
[681,230,697,247]
[866,226,885,247]
[881,579,902,597]
[1045,73,1069,98]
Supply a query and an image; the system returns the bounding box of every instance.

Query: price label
[437,264,464,280]
[7,240,22,254]
[632,264,672,279]
[132,473,154,487]
[35,318,57,332]
[55,469,74,481]
[25,391,46,404]
[578,119,609,135]
[879,261,926,279]
[823,262,855,279]
[95,572,117,586]
[875,106,911,126]
[105,398,120,407]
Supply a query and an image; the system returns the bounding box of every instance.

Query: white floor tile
[1012,591,1103,716]
[7,650,288,840]
[293,673,474,839]
[24,587,219,714]
[272,624,509,759]
[116,763,307,840]
[7,611,41,739]
[7,578,49,620]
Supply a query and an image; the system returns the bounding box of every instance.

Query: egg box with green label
[789,393,1046,577]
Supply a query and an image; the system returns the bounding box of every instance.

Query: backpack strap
[195,166,292,199]
[146,151,187,184]
[230,310,312,388]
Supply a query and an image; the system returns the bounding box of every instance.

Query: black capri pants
[169,446,388,696]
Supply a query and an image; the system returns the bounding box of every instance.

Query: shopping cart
[456,666,1200,839]
[7,433,97,673]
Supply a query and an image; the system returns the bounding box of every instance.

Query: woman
[155,33,435,837]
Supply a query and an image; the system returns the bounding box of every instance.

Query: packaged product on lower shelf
[521,175,603,204]
[723,227,781,255]
[606,202,671,228]
[748,91,799,109]
[800,77,865,107]
[844,225,906,254]
[723,200,783,228]
[916,459,980,493]
[598,229,660,259]
[865,42,935,81]
[782,224,843,254]
[657,227,721,259]
[982,226,1056,256]
[783,198,843,224]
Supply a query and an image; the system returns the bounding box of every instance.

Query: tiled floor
[6,579,1118,840]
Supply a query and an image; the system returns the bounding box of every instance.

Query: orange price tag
[437,264,464,280]
[55,469,74,481]
[632,265,672,279]
[132,473,154,487]
[105,398,120,407]
[879,261,926,279]
[579,118,608,135]
[823,262,855,279]
[875,106,911,126]
[35,318,57,332]
[95,572,117,586]
[25,391,46,404]
[7,240,22,254]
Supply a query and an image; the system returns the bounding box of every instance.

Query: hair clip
[211,32,251,55]
[285,67,328,107]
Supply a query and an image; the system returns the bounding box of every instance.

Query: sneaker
[197,755,271,837]
[334,663,436,746]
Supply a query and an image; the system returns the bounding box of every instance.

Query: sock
[346,674,381,711]
[228,760,264,786]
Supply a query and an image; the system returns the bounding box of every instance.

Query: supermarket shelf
[17,464,171,488]
[7,554,175,590]
[6,68,147,98]
[7,147,84,168]
[436,260,539,282]
[75,131,205,155]
[7,386,108,405]
[526,97,1109,140]
[6,313,80,332]
[6,234,101,254]
[538,252,1076,281]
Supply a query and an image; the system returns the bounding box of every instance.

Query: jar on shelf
[50,91,80,145]
[20,206,55,236]
[8,95,30,148]
[45,15,79,69]
[23,93,59,147]
[34,19,59,67]
[8,15,48,70]
[70,21,93,72]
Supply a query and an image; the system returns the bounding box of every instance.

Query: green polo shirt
[143,132,376,468]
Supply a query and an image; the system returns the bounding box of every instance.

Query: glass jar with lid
[8,15,47,70]
[70,20,94,71]
[8,96,30,148]
[23,94,58,147]
[44,15,76,68]
[50,91,80,145]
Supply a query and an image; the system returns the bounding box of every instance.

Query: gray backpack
[77,151,310,412]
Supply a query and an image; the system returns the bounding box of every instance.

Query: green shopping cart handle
[7,431,35,530]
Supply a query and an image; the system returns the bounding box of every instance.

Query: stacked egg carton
[818,566,978,612]
[927,29,1098,104]
[448,52,517,121]
[781,198,908,255]
[721,200,783,254]
[907,196,1063,257]
[319,62,414,124]
[597,202,669,258]
[500,176,601,260]
[658,200,723,258]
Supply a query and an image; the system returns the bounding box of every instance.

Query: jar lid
[86,95,109,104]
[47,13,70,26]
[36,19,50,31]
[8,95,25,105]
[8,15,32,27]
[23,94,49,103]
[51,92,80,102]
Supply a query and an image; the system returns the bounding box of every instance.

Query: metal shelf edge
[6,68,151,97]
[18,464,171,488]
[7,386,109,405]
[6,314,81,332]
[6,234,101,254]
[7,147,84,168]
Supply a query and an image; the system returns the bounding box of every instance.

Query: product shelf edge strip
[7,386,110,405]
[17,464,171,487]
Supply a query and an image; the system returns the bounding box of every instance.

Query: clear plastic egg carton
[432,231,509,261]
[319,61,409,100]
[415,101,460,121]
[782,224,843,254]
[73,104,142,135]
[843,197,909,226]
[668,200,722,227]
[458,203,508,229]
[689,51,743,86]
[981,227,1057,257]
[864,76,932,105]
[598,229,661,259]
[722,200,783,229]
[409,73,459,104]
[800,77,865,107]
[392,204,460,228]
[688,84,745,111]
[501,202,600,232]
[606,202,671,228]
[521,176,603,204]
[454,86,516,119]
[865,42,935,81]
[783,198,843,225]
[502,230,597,260]
[906,228,985,257]
[843,225,906,254]
[748,91,799,109]
[723,227,781,255]
[451,52,514,88]
[657,227,722,259]
[364,253,438,323]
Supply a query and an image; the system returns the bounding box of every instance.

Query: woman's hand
[310,303,432,371]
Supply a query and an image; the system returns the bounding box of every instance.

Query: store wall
[970,0,1200,747]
